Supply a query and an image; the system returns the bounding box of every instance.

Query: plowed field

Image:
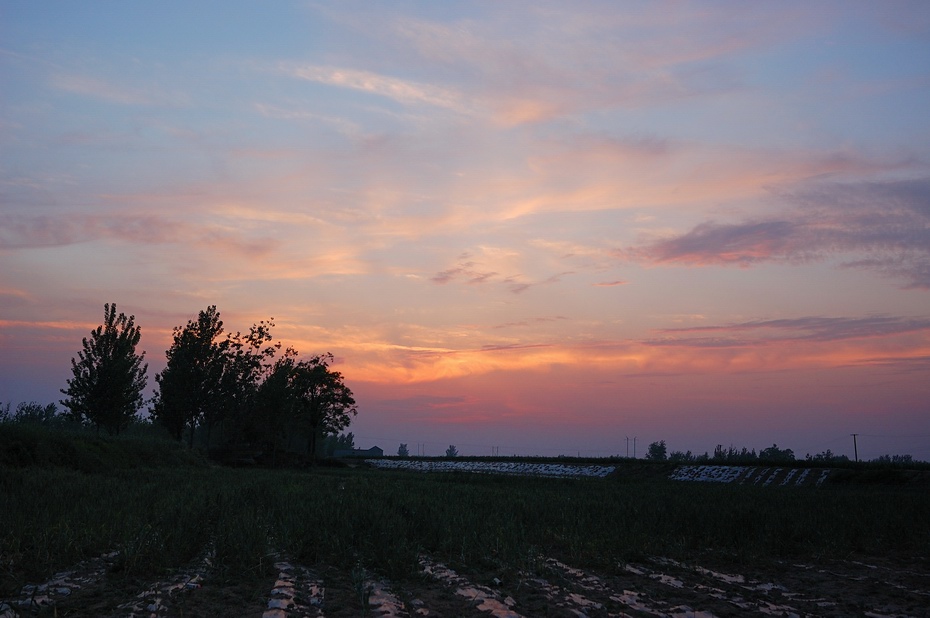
[4,545,928,617]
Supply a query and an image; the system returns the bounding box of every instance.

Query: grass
[2,427,929,601]
[0,422,206,471]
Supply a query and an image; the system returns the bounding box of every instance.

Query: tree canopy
[288,353,357,458]
[151,306,357,459]
[645,440,667,461]
[60,303,148,435]
[152,306,228,445]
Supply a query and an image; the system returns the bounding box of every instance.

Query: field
[1,433,929,616]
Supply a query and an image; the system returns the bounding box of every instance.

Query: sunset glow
[2,1,929,459]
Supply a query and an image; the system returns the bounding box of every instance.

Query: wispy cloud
[380,6,807,123]
[430,262,497,286]
[254,102,362,136]
[627,177,930,288]
[653,315,930,346]
[0,318,97,331]
[504,271,573,295]
[0,287,35,307]
[492,316,568,330]
[430,256,572,295]
[304,4,817,127]
[0,213,271,257]
[283,64,472,114]
[593,280,627,287]
[633,220,806,267]
[49,73,186,106]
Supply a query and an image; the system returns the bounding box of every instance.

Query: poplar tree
[60,303,148,435]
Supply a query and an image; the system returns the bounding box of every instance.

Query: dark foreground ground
[2,432,928,617]
[4,539,928,617]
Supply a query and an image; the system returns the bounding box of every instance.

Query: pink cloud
[593,280,628,287]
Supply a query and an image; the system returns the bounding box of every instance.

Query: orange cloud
[316,316,930,388]
[0,318,98,332]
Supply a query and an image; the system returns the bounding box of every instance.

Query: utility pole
[633,436,637,459]
[851,433,859,462]
[625,436,630,458]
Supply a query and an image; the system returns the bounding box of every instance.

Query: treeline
[643,439,921,466]
[47,303,357,460]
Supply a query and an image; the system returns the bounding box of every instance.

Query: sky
[2,1,929,460]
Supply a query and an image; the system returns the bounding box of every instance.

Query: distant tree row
[55,303,356,459]
[385,440,893,463]
[0,402,62,425]
[391,443,456,458]
[645,440,855,464]
[323,431,355,456]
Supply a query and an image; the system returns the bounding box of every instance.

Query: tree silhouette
[9,402,60,425]
[253,351,356,461]
[218,319,279,445]
[151,305,359,458]
[289,353,357,459]
[397,443,410,457]
[645,440,668,461]
[445,444,458,458]
[152,306,227,445]
[323,432,355,456]
[806,449,849,463]
[60,303,147,435]
[668,449,695,463]
[252,349,299,459]
[759,443,795,462]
